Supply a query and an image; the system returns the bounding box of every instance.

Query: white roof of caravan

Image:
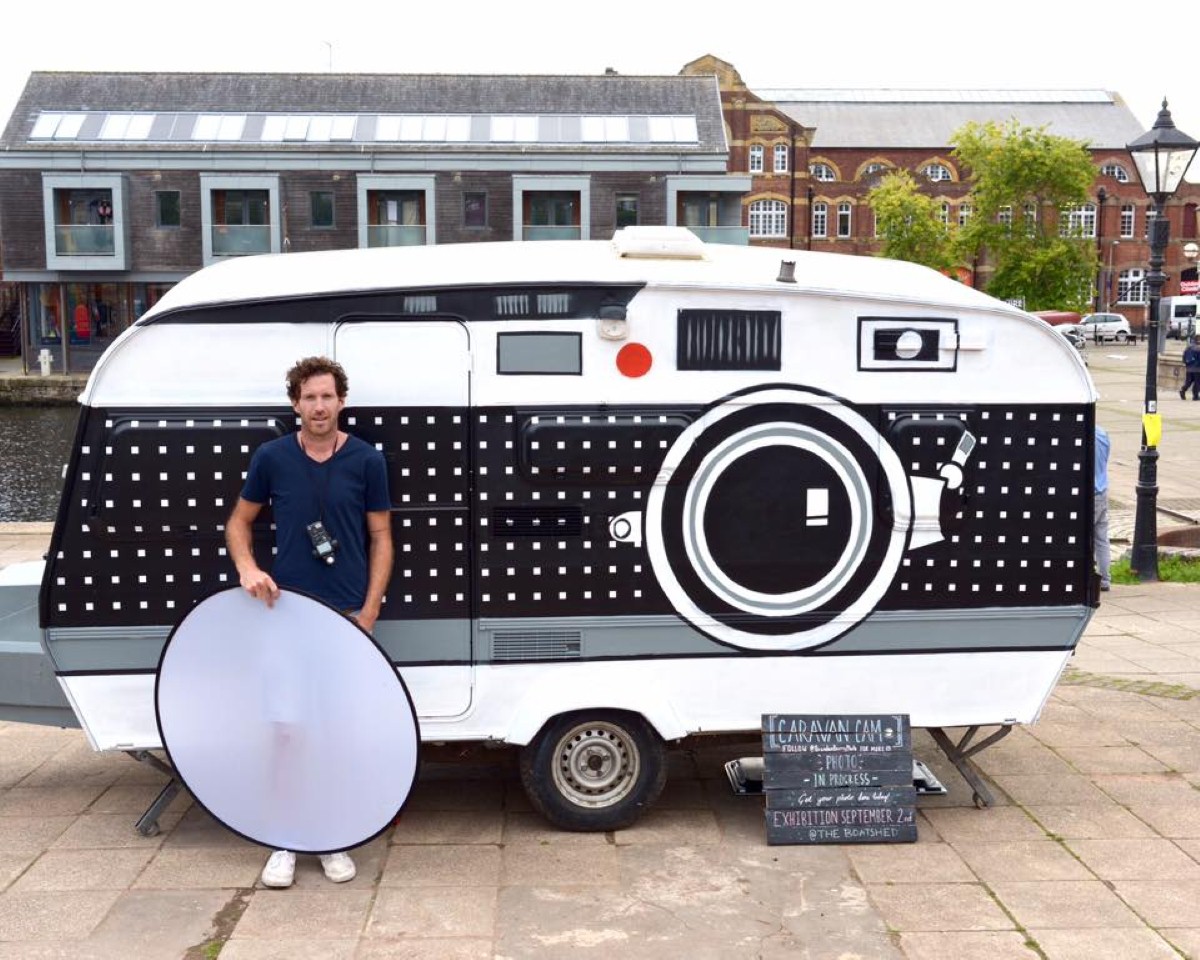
[143,232,1016,321]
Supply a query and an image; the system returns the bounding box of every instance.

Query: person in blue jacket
[1181,335,1200,400]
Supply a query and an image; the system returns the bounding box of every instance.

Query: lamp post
[1126,99,1200,581]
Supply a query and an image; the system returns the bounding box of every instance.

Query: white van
[1161,295,1198,339]
[0,229,1099,827]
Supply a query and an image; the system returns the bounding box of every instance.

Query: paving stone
[922,806,1046,843]
[132,845,265,889]
[1160,928,1200,958]
[366,886,496,939]
[0,816,76,854]
[0,889,121,940]
[48,813,167,850]
[503,842,619,886]
[1031,925,1181,959]
[1112,880,1200,927]
[991,772,1117,806]
[84,889,232,957]
[1053,745,1170,775]
[1067,838,1200,881]
[1024,803,1156,839]
[220,940,359,960]
[0,784,108,817]
[11,848,154,891]
[380,843,501,887]
[287,837,390,891]
[1128,803,1200,839]
[989,880,1143,929]
[0,852,35,892]
[403,777,504,811]
[354,940,492,960]
[896,931,1040,959]
[232,890,373,941]
[952,840,1093,882]
[612,808,722,845]
[846,841,974,883]
[501,812,614,846]
[865,882,1012,932]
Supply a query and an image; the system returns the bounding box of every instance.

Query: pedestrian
[225,356,393,889]
[1094,424,1111,592]
[1181,335,1200,400]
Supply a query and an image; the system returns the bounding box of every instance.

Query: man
[1181,335,1200,401]
[1094,424,1111,592]
[226,356,393,889]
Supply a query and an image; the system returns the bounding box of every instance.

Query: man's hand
[240,567,281,607]
[352,610,377,633]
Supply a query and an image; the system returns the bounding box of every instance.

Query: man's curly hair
[285,356,349,402]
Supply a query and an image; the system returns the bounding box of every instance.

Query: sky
[2,0,1197,173]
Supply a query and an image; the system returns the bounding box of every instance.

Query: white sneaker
[319,851,356,883]
[260,849,296,888]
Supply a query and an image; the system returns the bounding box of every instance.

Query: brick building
[685,55,1200,325]
[0,71,744,373]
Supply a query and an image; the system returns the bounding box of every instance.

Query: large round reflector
[156,587,419,853]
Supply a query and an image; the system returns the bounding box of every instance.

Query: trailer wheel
[1115,331,1129,343]
[519,711,666,831]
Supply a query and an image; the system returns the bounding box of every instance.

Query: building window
[310,191,334,228]
[998,205,1013,227]
[1120,203,1135,238]
[773,144,789,173]
[812,201,828,238]
[922,163,953,182]
[862,162,890,180]
[367,190,426,246]
[211,189,271,255]
[464,192,487,228]
[809,162,836,182]
[615,193,639,229]
[749,145,764,173]
[1101,163,1130,183]
[938,202,950,225]
[1118,268,1146,303]
[836,201,852,238]
[749,199,787,238]
[1024,203,1038,235]
[525,191,580,240]
[958,204,972,227]
[1060,203,1096,238]
[156,191,180,228]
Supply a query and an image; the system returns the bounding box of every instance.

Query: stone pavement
[1,343,1200,958]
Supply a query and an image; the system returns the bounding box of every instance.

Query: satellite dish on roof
[156,587,419,853]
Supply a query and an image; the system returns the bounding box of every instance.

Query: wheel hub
[553,722,640,808]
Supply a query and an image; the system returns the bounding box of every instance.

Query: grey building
[0,71,747,372]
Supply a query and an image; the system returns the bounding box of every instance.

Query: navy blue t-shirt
[240,433,390,610]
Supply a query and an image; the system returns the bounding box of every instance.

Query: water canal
[0,406,78,521]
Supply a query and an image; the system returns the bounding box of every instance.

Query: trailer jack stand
[927,726,1012,808]
[126,750,183,837]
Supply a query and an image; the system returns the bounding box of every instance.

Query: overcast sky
[3,0,1196,176]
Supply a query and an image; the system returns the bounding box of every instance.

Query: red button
[617,342,653,378]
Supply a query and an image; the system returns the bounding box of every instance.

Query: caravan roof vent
[612,226,706,260]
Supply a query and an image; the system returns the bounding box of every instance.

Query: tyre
[519,711,667,831]
[1115,330,1129,343]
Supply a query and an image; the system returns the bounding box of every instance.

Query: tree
[951,120,1099,311]
[866,170,956,273]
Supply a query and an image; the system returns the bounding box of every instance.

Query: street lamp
[1126,99,1200,581]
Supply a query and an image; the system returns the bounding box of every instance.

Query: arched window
[811,201,828,238]
[749,145,764,173]
[749,199,788,238]
[836,201,852,238]
[861,161,890,179]
[1101,163,1130,183]
[773,144,789,173]
[922,163,953,182]
[809,162,836,182]
[1118,268,1146,303]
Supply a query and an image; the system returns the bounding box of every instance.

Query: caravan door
[334,319,472,718]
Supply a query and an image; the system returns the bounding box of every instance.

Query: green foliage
[866,170,956,272]
[1112,554,1200,584]
[952,120,1099,311]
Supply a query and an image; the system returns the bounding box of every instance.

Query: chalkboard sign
[762,713,917,845]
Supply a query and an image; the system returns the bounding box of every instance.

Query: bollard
[37,348,53,377]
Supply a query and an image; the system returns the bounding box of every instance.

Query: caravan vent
[612,226,706,259]
[677,310,782,371]
[492,629,583,661]
[492,505,584,537]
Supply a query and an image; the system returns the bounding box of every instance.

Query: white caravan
[0,229,1099,828]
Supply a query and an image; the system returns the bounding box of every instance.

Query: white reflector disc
[156,587,420,853]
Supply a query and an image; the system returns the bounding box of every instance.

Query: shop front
[21,281,173,374]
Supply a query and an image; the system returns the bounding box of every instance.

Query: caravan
[0,229,1099,828]
[1161,295,1198,340]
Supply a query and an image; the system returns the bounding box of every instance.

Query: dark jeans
[1184,371,1200,398]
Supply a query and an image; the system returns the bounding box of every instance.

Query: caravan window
[497,332,582,375]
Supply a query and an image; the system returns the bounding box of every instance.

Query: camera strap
[298,432,342,523]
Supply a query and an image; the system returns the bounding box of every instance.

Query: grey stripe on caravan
[46,619,470,672]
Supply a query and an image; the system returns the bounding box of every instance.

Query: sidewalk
[1,344,1200,959]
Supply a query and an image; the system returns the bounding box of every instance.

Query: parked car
[1062,312,1131,343]
[1053,325,1087,364]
